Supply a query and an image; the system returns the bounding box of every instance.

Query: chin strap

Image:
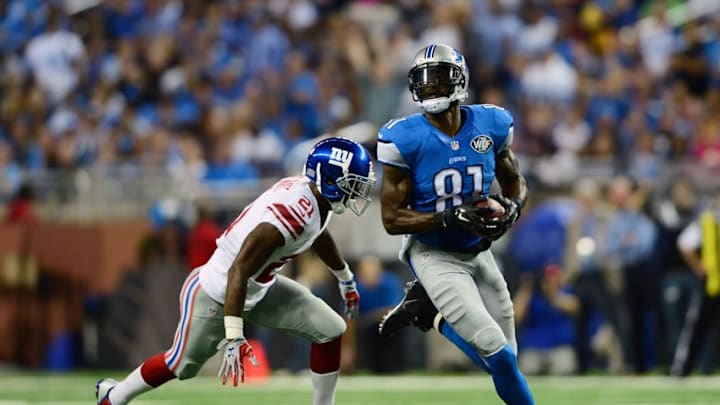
[331,201,346,214]
[419,97,451,113]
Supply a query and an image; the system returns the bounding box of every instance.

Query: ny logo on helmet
[329,147,354,170]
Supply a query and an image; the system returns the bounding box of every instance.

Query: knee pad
[470,325,507,357]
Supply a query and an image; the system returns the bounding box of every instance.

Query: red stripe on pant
[141,353,177,387]
[310,337,342,374]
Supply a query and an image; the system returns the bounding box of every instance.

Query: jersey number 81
[434,165,483,212]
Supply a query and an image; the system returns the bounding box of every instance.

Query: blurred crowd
[504,173,720,377]
[2,0,720,203]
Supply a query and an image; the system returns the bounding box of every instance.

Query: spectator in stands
[0,141,22,203]
[24,7,86,104]
[185,204,221,271]
[514,265,580,375]
[4,182,37,224]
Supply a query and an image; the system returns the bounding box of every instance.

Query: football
[473,197,505,220]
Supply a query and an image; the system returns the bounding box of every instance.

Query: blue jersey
[377,104,514,251]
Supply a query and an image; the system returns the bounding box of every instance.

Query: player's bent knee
[313,311,346,343]
[470,325,507,357]
[174,363,201,380]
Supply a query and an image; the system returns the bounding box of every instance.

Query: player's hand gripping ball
[472,197,506,220]
[464,195,514,240]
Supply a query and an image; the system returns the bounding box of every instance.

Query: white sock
[310,370,339,405]
[109,366,152,405]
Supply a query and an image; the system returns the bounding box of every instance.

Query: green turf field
[0,373,719,404]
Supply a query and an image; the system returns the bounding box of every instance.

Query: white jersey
[199,176,331,309]
[25,30,85,103]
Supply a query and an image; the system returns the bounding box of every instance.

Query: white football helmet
[408,44,469,114]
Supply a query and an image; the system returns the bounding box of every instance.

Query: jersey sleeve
[377,117,419,173]
[491,106,514,156]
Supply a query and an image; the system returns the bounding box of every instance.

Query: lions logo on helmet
[408,44,469,114]
[304,137,376,215]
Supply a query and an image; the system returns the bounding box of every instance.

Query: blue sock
[485,344,535,405]
[439,320,491,374]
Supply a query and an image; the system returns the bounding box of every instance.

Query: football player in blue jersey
[376,44,534,405]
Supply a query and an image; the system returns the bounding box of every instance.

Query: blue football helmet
[408,44,469,113]
[303,137,376,215]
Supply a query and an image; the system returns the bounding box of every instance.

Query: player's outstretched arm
[225,222,285,317]
[311,229,346,271]
[311,230,360,319]
[380,165,441,234]
[219,223,284,386]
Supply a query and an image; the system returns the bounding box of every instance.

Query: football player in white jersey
[96,137,375,405]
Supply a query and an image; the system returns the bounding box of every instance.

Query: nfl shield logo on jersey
[450,140,460,151]
[470,135,493,153]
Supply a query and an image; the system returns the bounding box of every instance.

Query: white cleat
[96,378,118,405]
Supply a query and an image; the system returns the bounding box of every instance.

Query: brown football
[473,197,505,220]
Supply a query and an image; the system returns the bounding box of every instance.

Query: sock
[109,353,176,405]
[436,316,491,374]
[485,344,535,405]
[310,338,341,405]
[310,370,339,405]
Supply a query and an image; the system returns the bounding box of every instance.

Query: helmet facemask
[335,171,375,216]
[311,162,375,216]
[409,62,467,114]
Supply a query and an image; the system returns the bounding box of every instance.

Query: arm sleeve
[493,107,515,155]
[376,139,410,170]
[377,118,417,173]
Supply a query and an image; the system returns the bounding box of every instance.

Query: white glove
[217,316,258,386]
[339,278,360,319]
[217,338,258,386]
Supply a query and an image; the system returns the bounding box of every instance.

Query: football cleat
[96,378,117,405]
[379,280,438,337]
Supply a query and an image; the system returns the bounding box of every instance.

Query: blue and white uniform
[378,104,513,253]
[377,104,518,357]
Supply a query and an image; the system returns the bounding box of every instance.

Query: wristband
[330,262,353,282]
[224,316,244,340]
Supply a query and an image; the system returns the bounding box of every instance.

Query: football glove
[491,194,522,226]
[435,202,500,236]
[480,194,522,240]
[435,203,483,229]
[339,278,360,319]
[217,337,258,386]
